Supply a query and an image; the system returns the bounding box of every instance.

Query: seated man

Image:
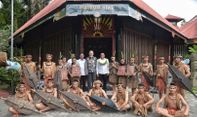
[156,82,189,117]
[111,84,130,111]
[67,80,92,107]
[8,83,33,117]
[35,79,57,112]
[131,83,154,117]
[88,80,108,111]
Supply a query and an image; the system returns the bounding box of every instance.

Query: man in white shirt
[77,53,88,91]
[96,53,109,91]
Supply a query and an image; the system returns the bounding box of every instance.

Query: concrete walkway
[0,92,196,117]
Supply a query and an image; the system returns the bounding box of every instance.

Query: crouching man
[111,83,130,111]
[131,83,154,117]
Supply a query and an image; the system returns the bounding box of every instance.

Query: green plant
[188,45,197,54]
[0,67,20,91]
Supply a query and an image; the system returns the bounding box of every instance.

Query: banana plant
[189,45,197,54]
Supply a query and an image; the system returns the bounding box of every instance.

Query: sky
[143,0,197,22]
[0,0,196,22]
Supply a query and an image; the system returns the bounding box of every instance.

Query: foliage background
[0,0,51,54]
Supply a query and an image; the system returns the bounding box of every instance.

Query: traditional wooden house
[165,14,184,26]
[13,0,188,66]
[180,15,197,44]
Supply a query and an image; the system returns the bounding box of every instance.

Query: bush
[189,45,197,54]
[0,67,20,92]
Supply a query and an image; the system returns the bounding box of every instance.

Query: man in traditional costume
[126,57,138,94]
[21,54,37,90]
[77,53,88,91]
[155,57,169,99]
[139,56,153,91]
[62,56,68,67]
[35,79,57,112]
[69,57,81,83]
[56,59,69,91]
[111,84,130,111]
[109,56,119,91]
[67,80,92,107]
[96,53,109,91]
[42,54,56,85]
[131,83,154,117]
[117,58,127,87]
[86,50,97,91]
[173,55,191,97]
[8,83,33,117]
[88,80,108,111]
[156,82,189,117]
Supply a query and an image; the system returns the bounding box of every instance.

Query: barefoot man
[8,83,33,117]
[88,80,108,111]
[21,54,37,89]
[69,57,81,82]
[111,84,130,111]
[156,82,189,117]
[109,56,119,91]
[42,54,56,85]
[139,56,153,91]
[173,55,191,97]
[126,57,138,93]
[35,79,57,112]
[131,83,154,117]
[156,57,168,98]
[56,59,69,91]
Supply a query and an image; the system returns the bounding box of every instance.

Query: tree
[0,0,51,52]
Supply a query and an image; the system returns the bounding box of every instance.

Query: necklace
[98,58,107,65]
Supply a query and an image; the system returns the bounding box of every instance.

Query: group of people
[8,50,191,117]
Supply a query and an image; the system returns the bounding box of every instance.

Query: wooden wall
[119,16,175,65]
[23,17,79,63]
[121,28,154,64]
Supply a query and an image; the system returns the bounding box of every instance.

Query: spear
[59,51,62,59]
[38,45,42,81]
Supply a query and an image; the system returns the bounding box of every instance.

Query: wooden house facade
[13,0,188,66]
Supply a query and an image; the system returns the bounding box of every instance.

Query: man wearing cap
[88,80,108,111]
[155,57,168,98]
[173,55,191,97]
[21,54,37,90]
[131,83,154,117]
[156,82,189,117]
[139,56,153,91]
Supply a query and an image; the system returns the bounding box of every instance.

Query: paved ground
[0,92,196,117]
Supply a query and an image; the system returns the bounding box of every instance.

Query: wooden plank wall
[23,17,77,63]
[42,28,74,62]
[121,27,154,64]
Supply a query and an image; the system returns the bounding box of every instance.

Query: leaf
[188,45,197,54]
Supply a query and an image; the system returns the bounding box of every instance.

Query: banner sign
[54,3,142,21]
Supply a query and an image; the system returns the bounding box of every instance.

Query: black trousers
[87,72,96,91]
[80,75,87,91]
[98,74,108,91]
